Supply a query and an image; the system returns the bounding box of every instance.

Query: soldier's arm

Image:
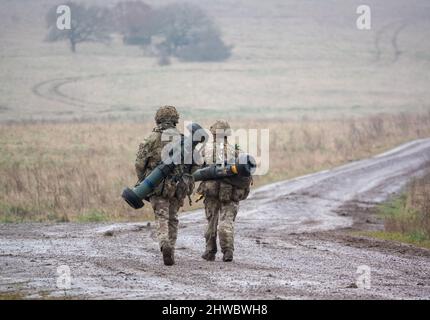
[135,136,155,182]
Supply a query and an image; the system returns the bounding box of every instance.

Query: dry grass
[406,174,430,236]
[1,112,430,222]
[249,111,430,186]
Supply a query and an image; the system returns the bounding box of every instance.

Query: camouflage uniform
[197,121,252,262]
[135,106,194,265]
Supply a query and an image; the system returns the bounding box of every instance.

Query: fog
[0,0,429,121]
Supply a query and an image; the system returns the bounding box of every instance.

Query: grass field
[1,112,430,222]
[1,0,430,122]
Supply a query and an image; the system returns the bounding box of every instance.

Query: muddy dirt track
[1,139,430,299]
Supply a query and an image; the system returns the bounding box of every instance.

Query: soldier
[196,120,252,262]
[135,106,194,266]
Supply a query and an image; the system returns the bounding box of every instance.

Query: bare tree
[153,3,232,62]
[111,1,154,46]
[116,2,232,63]
[46,2,112,53]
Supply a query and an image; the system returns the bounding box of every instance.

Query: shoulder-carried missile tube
[193,153,256,182]
[122,123,207,210]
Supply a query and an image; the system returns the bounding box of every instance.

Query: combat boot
[201,251,216,261]
[222,250,233,262]
[162,245,174,266]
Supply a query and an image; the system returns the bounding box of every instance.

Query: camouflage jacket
[135,125,193,201]
[197,141,252,201]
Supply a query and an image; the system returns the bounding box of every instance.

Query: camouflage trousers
[204,197,239,254]
[150,196,181,250]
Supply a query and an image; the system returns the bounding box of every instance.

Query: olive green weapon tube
[122,122,207,209]
[193,154,256,182]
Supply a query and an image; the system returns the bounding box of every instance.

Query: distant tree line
[45,1,232,64]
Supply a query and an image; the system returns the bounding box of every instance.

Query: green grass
[0,201,69,223]
[378,195,407,217]
[77,209,108,223]
[359,193,430,249]
[0,202,35,223]
[358,231,430,249]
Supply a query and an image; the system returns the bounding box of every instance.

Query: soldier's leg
[218,201,239,261]
[202,197,220,260]
[150,196,174,265]
[150,196,170,249]
[168,198,180,248]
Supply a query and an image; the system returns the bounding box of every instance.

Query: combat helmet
[155,105,179,125]
[210,120,232,137]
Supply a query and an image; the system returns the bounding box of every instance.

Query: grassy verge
[359,172,430,249]
[359,231,430,249]
[0,292,26,300]
[0,290,73,300]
